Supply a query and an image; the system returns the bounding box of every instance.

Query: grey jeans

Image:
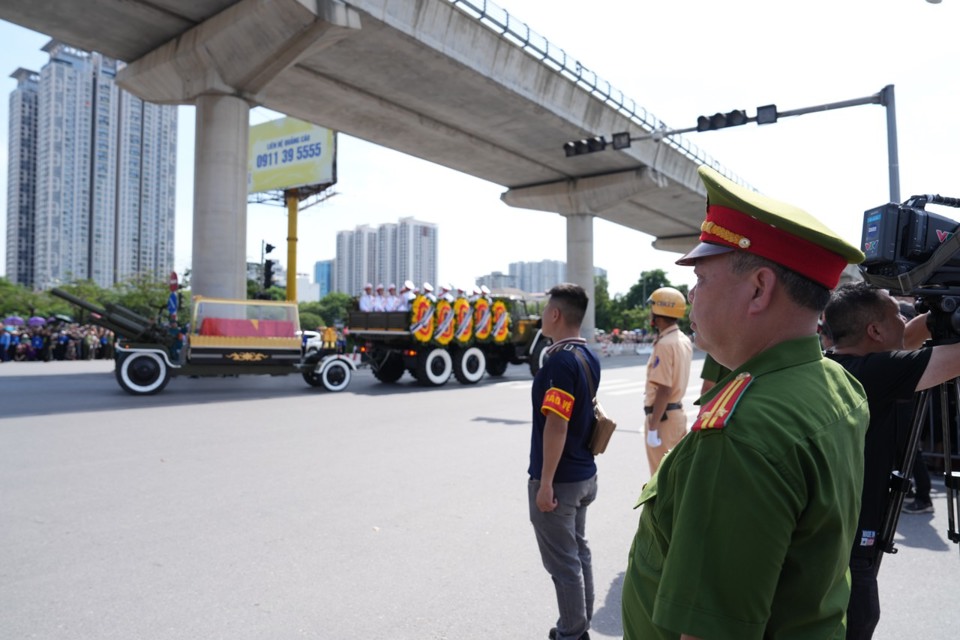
[528,475,598,640]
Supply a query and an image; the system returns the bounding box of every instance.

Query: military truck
[348,293,549,386]
[52,288,356,395]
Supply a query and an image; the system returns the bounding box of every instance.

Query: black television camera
[861,195,960,341]
[860,195,960,566]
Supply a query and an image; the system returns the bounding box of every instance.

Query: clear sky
[2,0,959,296]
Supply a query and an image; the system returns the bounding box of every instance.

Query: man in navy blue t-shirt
[528,283,600,640]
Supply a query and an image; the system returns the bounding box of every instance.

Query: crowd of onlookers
[0,325,116,363]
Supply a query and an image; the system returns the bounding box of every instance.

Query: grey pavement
[1,355,958,639]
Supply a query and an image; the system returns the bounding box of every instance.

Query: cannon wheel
[417,347,452,386]
[321,359,352,392]
[453,346,486,384]
[116,351,171,395]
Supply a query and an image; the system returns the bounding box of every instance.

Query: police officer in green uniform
[621,166,870,640]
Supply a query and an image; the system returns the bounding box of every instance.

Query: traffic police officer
[643,287,693,475]
[621,166,869,640]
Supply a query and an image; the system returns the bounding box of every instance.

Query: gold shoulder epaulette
[691,372,753,431]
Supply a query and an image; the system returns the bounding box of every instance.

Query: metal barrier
[447,0,748,187]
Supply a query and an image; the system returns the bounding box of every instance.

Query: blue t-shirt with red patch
[529,341,599,483]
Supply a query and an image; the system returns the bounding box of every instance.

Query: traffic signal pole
[571,85,900,203]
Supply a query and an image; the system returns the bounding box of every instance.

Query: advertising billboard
[248,117,336,194]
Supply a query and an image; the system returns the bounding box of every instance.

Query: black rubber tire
[321,359,352,392]
[416,347,453,386]
[372,352,405,383]
[302,369,324,387]
[453,346,485,384]
[115,352,171,395]
[485,356,508,377]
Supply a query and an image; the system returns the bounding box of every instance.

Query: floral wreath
[433,299,455,346]
[473,297,492,342]
[409,295,435,343]
[491,300,511,344]
[453,297,473,345]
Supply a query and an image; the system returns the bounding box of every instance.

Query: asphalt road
[1,354,958,639]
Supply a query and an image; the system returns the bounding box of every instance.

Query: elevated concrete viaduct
[1,0,744,336]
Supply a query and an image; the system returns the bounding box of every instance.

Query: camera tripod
[875,374,960,573]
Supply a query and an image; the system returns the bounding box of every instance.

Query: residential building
[509,259,566,294]
[314,259,334,298]
[5,68,39,286]
[397,217,437,290]
[333,217,437,295]
[5,41,177,289]
[476,270,517,291]
[505,260,608,294]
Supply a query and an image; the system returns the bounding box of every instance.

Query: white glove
[646,429,662,447]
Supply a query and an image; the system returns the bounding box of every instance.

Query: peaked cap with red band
[677,166,865,289]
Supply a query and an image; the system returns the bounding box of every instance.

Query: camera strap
[865,231,960,293]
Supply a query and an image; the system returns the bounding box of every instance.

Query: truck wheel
[453,347,486,384]
[116,352,170,395]
[529,340,549,377]
[373,352,405,383]
[485,357,508,377]
[321,359,352,392]
[417,348,452,386]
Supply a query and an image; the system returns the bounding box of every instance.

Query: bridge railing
[448,0,746,186]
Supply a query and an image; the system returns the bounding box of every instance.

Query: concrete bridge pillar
[116,0,361,298]
[192,95,250,300]
[564,214,596,341]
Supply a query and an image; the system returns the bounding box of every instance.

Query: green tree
[0,278,37,317]
[593,275,613,331]
[610,270,691,334]
[111,275,172,320]
[316,292,355,327]
[620,269,674,309]
[246,278,260,300]
[299,312,323,332]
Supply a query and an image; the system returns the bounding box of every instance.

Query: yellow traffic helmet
[647,287,687,319]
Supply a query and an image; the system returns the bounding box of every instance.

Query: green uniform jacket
[622,336,868,640]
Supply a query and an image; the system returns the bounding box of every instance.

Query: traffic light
[563,135,607,157]
[263,259,276,289]
[696,109,749,132]
[756,104,779,125]
[611,131,632,150]
[265,243,276,254]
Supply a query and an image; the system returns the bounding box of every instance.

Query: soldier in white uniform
[358,283,375,312]
[437,283,455,303]
[373,284,386,311]
[398,280,416,311]
[385,284,401,311]
[422,282,437,303]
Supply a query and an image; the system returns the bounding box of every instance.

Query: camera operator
[824,281,960,640]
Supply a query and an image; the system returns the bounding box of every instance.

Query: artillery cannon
[51,288,174,348]
[51,288,355,395]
